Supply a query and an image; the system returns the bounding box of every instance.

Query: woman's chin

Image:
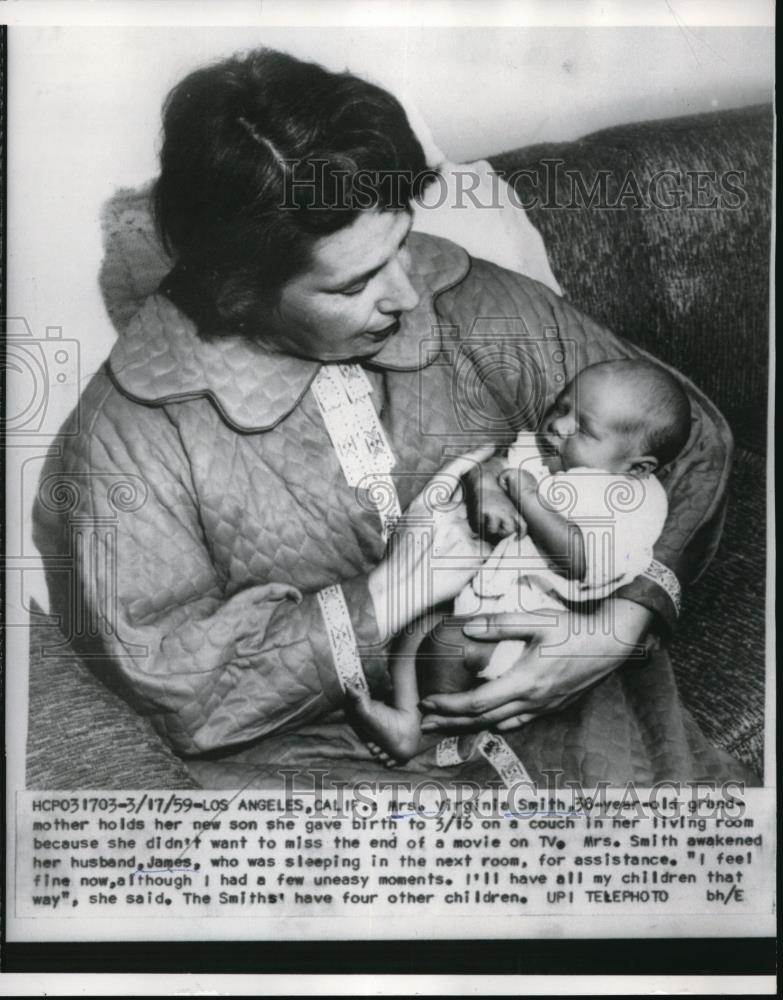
[348,340,390,360]
[307,342,385,362]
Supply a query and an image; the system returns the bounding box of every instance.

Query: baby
[346,358,692,765]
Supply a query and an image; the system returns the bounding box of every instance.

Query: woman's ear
[629,455,659,477]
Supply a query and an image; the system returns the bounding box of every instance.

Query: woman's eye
[340,283,366,297]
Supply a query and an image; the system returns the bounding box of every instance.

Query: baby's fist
[482,492,524,542]
[499,468,538,506]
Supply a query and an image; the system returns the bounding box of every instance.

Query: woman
[35,48,756,789]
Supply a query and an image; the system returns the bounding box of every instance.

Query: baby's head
[540,359,692,475]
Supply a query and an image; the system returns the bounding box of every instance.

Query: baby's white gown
[453,437,669,679]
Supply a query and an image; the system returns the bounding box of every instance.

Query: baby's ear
[629,455,658,477]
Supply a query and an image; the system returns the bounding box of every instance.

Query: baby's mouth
[537,432,559,457]
[537,433,563,471]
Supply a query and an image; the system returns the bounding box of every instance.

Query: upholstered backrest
[489,104,773,453]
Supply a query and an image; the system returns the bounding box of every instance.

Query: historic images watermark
[2,317,81,437]
[3,316,85,639]
[278,769,749,823]
[431,162,748,212]
[277,160,748,212]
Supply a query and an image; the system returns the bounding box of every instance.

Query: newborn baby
[347,358,692,765]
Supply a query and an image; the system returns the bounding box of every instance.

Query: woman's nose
[378,257,420,314]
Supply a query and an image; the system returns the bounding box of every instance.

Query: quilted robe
[34,233,759,789]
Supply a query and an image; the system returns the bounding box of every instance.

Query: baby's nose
[551,414,573,436]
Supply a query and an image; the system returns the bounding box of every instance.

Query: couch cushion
[668,447,766,772]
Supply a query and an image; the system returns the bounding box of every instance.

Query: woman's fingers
[421,698,530,731]
[418,445,496,512]
[420,667,536,717]
[461,610,561,643]
[379,447,498,629]
[420,715,480,731]
[496,714,536,731]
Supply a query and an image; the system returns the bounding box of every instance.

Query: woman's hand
[368,446,495,641]
[420,598,654,731]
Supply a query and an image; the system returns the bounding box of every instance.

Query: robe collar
[108,232,470,431]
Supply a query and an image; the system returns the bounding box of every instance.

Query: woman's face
[263,209,420,362]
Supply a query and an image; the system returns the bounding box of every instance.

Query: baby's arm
[500,469,586,580]
[462,454,524,540]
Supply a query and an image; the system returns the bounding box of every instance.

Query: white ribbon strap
[477,731,532,788]
[316,584,369,692]
[435,736,463,768]
[311,364,402,542]
[640,558,682,616]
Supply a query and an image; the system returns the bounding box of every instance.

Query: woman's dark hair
[153,48,431,336]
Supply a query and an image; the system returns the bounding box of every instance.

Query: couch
[26,103,772,788]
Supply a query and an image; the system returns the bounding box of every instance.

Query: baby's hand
[499,468,538,508]
[481,489,525,541]
[462,456,525,541]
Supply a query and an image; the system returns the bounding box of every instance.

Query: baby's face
[540,369,645,473]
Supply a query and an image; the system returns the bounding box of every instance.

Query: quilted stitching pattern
[35,233,739,783]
